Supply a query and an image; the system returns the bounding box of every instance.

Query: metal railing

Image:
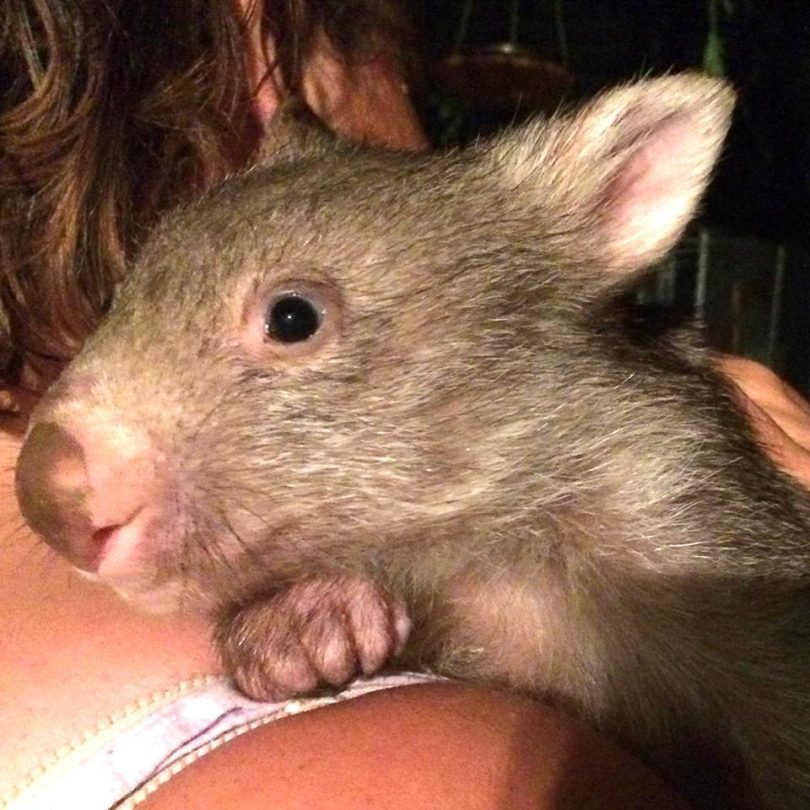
[638,227,809,394]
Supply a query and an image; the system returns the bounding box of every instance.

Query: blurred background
[412,0,810,394]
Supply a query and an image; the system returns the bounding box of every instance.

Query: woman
[2,1,809,807]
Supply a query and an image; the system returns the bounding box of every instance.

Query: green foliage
[703,0,732,76]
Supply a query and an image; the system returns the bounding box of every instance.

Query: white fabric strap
[8,673,439,810]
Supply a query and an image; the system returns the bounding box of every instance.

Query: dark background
[412,0,810,394]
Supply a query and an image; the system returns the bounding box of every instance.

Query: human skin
[3,3,810,806]
[717,355,810,490]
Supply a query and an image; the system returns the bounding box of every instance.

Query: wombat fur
[15,75,810,808]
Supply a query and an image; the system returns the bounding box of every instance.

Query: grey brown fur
[15,75,810,808]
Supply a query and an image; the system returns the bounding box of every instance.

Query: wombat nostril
[15,420,97,568]
[16,422,89,524]
[92,524,120,547]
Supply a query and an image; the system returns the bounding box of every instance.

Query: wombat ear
[490,74,735,279]
[254,98,335,166]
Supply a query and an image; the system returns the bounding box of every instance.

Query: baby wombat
[15,74,810,808]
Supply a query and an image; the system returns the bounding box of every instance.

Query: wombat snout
[16,393,172,580]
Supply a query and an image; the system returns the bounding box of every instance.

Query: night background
[412,0,810,394]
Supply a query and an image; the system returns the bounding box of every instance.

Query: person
[1,2,809,808]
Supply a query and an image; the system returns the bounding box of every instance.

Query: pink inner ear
[604,112,712,273]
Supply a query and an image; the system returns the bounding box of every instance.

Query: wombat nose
[16,422,101,570]
[15,420,157,573]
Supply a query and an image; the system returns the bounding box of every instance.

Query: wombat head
[16,75,734,611]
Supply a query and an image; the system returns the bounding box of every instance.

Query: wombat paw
[217,576,411,702]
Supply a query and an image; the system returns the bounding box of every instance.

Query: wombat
[15,74,810,809]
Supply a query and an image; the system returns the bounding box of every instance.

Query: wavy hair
[0,0,411,385]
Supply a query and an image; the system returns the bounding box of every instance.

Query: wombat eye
[265,293,322,344]
[244,280,341,361]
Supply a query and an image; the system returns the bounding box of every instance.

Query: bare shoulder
[139,683,689,810]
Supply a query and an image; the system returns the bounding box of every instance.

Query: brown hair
[0,0,412,386]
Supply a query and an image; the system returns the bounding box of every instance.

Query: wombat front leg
[216,576,411,701]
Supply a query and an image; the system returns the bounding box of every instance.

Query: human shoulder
[138,682,689,810]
